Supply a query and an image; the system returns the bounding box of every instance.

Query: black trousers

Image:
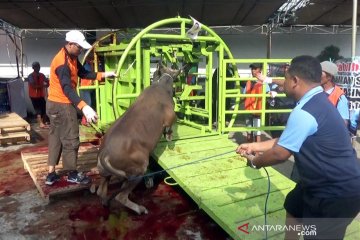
[284,184,360,239]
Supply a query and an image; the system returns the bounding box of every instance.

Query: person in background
[45,30,116,186]
[257,61,349,126]
[236,55,360,239]
[320,61,349,126]
[349,109,360,143]
[80,58,95,126]
[243,63,270,142]
[28,61,49,129]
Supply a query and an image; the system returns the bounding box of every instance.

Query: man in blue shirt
[236,55,360,239]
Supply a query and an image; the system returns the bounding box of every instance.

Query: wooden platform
[21,144,99,201]
[0,112,30,145]
[153,132,359,240]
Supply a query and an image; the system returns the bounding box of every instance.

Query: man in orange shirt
[45,30,116,185]
[28,61,49,128]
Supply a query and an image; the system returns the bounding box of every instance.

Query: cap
[65,30,92,49]
[321,61,338,76]
[32,61,40,68]
[249,63,263,69]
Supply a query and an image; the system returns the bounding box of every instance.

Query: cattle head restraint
[153,62,182,83]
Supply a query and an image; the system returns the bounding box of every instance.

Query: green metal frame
[221,59,292,133]
[78,17,293,138]
[78,17,238,135]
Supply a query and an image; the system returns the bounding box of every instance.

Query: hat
[249,63,263,69]
[65,30,92,49]
[321,61,338,76]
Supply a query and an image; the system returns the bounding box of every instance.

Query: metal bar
[352,0,358,58]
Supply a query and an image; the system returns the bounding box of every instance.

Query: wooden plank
[1,126,28,134]
[21,144,100,201]
[0,112,30,131]
[0,131,30,140]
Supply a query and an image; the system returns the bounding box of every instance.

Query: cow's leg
[163,109,176,141]
[114,178,148,215]
[97,175,111,202]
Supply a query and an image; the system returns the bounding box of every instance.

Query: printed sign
[335,57,360,110]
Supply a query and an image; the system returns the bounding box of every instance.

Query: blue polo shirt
[278,86,360,198]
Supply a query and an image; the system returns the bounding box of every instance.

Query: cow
[91,63,180,215]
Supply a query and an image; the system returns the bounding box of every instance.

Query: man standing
[320,60,349,126]
[28,61,49,129]
[236,56,360,239]
[45,30,116,185]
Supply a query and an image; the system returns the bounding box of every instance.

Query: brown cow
[92,64,180,214]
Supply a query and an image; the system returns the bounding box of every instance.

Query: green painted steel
[78,17,242,135]
[78,17,294,137]
[220,59,292,133]
[153,132,295,239]
[153,132,359,239]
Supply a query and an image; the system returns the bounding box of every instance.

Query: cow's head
[153,62,181,83]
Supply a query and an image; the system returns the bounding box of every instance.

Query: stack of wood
[0,112,30,145]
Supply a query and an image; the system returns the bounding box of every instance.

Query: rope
[164,176,178,186]
[106,149,234,204]
[263,167,270,240]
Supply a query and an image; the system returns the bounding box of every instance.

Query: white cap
[321,61,338,76]
[65,30,92,49]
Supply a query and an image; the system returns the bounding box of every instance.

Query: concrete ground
[0,120,231,240]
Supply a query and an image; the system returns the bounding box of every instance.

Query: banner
[334,57,360,110]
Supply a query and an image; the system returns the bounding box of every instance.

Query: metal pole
[267,25,272,59]
[352,0,358,58]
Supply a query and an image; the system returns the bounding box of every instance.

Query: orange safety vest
[328,85,345,107]
[28,72,47,98]
[80,61,94,86]
[244,81,263,114]
[80,78,93,86]
[48,48,79,104]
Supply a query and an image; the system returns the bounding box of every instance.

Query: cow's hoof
[138,205,148,215]
[89,184,96,194]
[166,134,172,141]
[144,177,154,189]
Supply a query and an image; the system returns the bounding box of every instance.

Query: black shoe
[45,172,60,185]
[67,171,91,185]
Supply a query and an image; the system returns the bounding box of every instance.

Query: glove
[269,91,278,98]
[255,73,272,84]
[103,71,117,78]
[82,105,98,123]
[264,77,273,84]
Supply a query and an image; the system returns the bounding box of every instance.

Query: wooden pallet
[0,112,30,145]
[21,144,100,201]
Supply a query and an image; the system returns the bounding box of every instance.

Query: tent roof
[0,0,358,29]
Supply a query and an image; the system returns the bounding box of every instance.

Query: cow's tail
[98,149,128,179]
[90,149,127,194]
